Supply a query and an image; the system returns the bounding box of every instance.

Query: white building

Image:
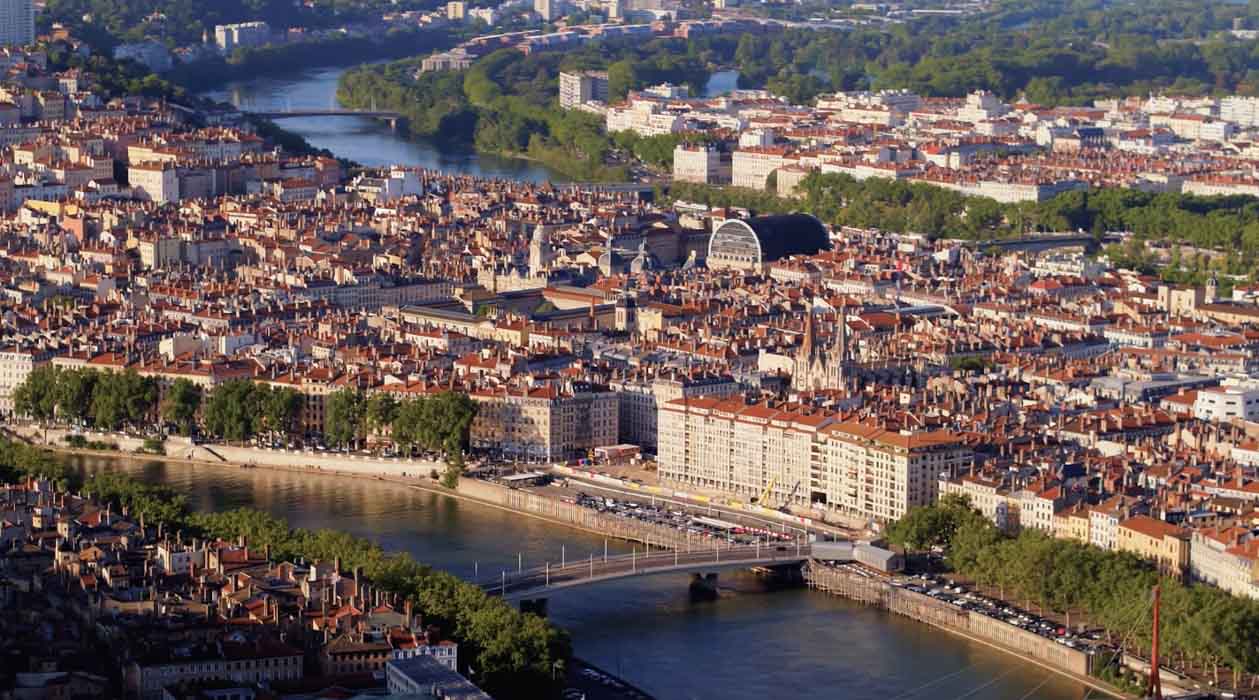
[731,147,789,190]
[213,21,271,53]
[672,144,730,185]
[0,347,49,415]
[1190,527,1259,600]
[129,162,180,203]
[559,71,609,109]
[1193,387,1259,423]
[0,0,33,47]
[605,100,683,137]
[658,398,971,522]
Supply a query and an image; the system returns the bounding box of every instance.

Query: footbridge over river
[477,542,812,602]
[244,108,406,130]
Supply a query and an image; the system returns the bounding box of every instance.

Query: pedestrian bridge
[247,108,404,119]
[476,542,811,601]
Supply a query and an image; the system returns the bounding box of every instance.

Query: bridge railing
[478,541,810,597]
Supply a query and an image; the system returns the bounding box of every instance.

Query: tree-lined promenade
[886,496,1259,693]
[13,368,478,484]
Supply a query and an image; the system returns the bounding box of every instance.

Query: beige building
[730,147,789,190]
[938,475,1064,533]
[611,373,739,454]
[129,162,179,203]
[658,398,971,521]
[470,381,618,461]
[1190,527,1259,599]
[1053,504,1092,544]
[0,346,50,415]
[673,144,730,185]
[1116,515,1189,578]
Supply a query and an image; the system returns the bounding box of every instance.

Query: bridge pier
[689,573,719,601]
[520,597,549,617]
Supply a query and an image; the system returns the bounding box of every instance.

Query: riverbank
[803,563,1136,699]
[16,424,697,554]
[167,28,459,94]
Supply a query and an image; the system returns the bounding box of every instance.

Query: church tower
[793,308,848,391]
[528,224,553,277]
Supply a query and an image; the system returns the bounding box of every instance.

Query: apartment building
[1190,527,1259,600]
[1193,387,1259,423]
[658,399,971,521]
[129,162,180,203]
[605,100,683,136]
[559,71,609,110]
[213,22,271,53]
[731,147,789,190]
[612,373,740,454]
[0,0,33,47]
[938,475,1064,533]
[672,144,731,185]
[1116,515,1189,578]
[470,381,618,461]
[0,346,49,415]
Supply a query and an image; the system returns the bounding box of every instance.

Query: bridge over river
[244,108,406,130]
[477,541,811,601]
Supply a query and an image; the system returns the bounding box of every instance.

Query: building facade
[559,71,609,110]
[0,0,34,47]
[658,398,971,521]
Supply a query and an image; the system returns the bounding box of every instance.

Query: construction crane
[755,478,777,505]
[778,481,802,513]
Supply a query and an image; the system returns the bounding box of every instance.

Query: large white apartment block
[129,162,180,203]
[673,144,730,185]
[0,347,49,415]
[731,147,789,190]
[1193,387,1259,423]
[213,21,271,53]
[1221,96,1259,127]
[605,100,683,137]
[559,71,609,109]
[658,398,972,521]
[0,0,33,47]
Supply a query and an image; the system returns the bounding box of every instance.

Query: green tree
[13,365,60,421]
[324,388,365,449]
[53,368,98,424]
[161,378,202,436]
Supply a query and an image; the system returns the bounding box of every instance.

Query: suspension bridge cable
[887,664,981,700]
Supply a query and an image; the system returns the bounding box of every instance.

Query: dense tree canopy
[888,498,1259,689]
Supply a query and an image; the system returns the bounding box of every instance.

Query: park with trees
[886,496,1259,692]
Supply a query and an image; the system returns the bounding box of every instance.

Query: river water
[67,455,1091,700]
[202,66,562,181]
[202,67,746,181]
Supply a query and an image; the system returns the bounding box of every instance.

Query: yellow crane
[756,478,777,505]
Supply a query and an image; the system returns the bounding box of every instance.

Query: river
[202,66,563,182]
[67,455,1092,700]
[202,67,746,181]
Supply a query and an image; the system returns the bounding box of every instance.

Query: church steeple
[800,307,816,360]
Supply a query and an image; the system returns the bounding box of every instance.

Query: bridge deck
[478,543,810,600]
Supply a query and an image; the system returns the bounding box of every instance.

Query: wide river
[68,454,1091,700]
